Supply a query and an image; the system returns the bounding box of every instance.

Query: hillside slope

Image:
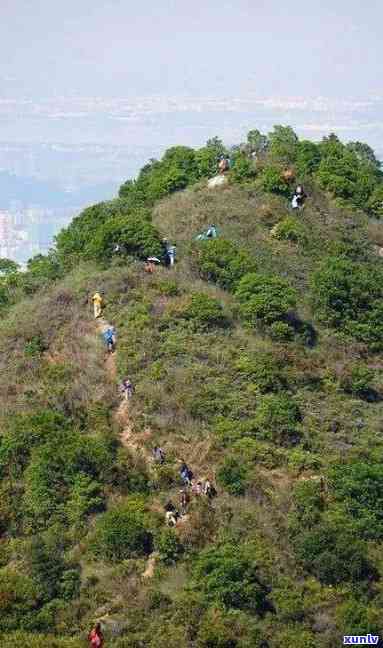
[1,129,383,647]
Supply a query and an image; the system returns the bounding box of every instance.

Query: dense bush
[181,292,228,330]
[91,498,153,561]
[217,456,249,495]
[253,393,301,445]
[258,166,291,196]
[294,520,371,584]
[0,569,38,632]
[23,431,113,528]
[339,363,375,399]
[367,185,383,218]
[271,217,305,243]
[311,256,383,349]
[268,125,299,165]
[155,528,183,565]
[55,199,128,265]
[330,462,383,539]
[192,544,268,613]
[87,212,163,261]
[296,140,321,176]
[236,272,297,332]
[229,154,256,183]
[316,133,382,209]
[234,351,286,393]
[191,239,257,290]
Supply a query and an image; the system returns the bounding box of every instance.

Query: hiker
[88,622,104,648]
[103,326,116,353]
[179,489,190,515]
[145,257,161,273]
[192,480,203,496]
[162,239,176,267]
[153,446,165,464]
[180,461,193,486]
[164,500,179,527]
[205,225,218,239]
[204,479,217,500]
[218,156,229,174]
[92,292,103,319]
[120,378,134,400]
[168,244,176,266]
[196,225,218,241]
[291,185,307,210]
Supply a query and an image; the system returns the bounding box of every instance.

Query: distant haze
[0,0,382,154]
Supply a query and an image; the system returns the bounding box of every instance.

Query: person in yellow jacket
[92,292,103,318]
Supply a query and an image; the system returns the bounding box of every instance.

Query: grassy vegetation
[0,127,383,645]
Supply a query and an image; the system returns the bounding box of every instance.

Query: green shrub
[336,598,380,636]
[192,544,268,613]
[155,528,183,565]
[253,393,301,445]
[217,456,249,495]
[23,432,113,527]
[330,462,383,539]
[0,633,83,648]
[271,578,305,622]
[229,155,256,183]
[258,166,291,196]
[339,364,375,399]
[367,185,383,218]
[0,569,38,632]
[65,473,105,526]
[294,521,371,584]
[29,533,65,602]
[59,569,81,601]
[296,140,321,176]
[196,608,263,648]
[271,216,305,243]
[289,480,324,529]
[268,125,299,165]
[182,292,228,330]
[236,272,296,330]
[192,239,256,291]
[91,498,153,561]
[311,256,383,349]
[0,410,71,480]
[87,211,163,261]
[234,351,286,393]
[269,321,295,341]
[270,626,316,648]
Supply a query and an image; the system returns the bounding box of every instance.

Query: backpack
[89,631,101,648]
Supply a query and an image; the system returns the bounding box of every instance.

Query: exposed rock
[208,174,227,189]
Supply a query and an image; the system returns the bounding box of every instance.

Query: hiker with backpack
[291,185,307,210]
[204,479,217,500]
[103,326,116,353]
[153,446,165,464]
[218,156,229,174]
[162,239,177,267]
[120,378,134,400]
[88,622,104,648]
[164,500,179,527]
[92,292,103,319]
[180,461,193,486]
[192,480,203,496]
[195,225,218,241]
[179,489,190,516]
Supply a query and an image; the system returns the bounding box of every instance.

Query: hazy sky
[1,0,381,97]
[0,1,382,152]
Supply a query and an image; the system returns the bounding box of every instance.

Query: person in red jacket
[88,622,104,648]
